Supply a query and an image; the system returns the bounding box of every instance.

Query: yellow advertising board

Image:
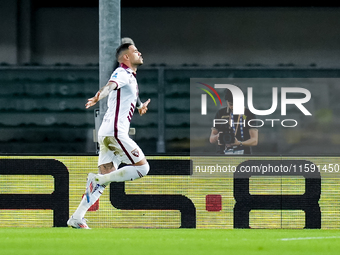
[0,156,339,229]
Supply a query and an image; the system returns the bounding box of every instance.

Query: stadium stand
[0,65,339,154]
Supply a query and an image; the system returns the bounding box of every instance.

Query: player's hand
[85,92,100,109]
[138,98,151,116]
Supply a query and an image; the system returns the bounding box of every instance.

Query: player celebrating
[67,43,151,229]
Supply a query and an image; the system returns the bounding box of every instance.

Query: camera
[218,129,235,145]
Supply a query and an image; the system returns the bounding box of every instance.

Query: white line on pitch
[280,236,340,241]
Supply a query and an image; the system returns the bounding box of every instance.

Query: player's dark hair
[115,43,133,61]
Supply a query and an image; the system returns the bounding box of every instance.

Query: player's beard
[131,58,143,70]
[137,58,143,66]
[133,60,143,68]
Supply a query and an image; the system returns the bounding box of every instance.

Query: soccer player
[67,43,151,229]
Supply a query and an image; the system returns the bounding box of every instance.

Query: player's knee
[134,162,149,178]
[140,162,150,176]
[99,162,116,174]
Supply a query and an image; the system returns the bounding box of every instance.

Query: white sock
[96,163,149,185]
[72,184,105,219]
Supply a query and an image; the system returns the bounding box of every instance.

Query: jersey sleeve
[109,68,129,89]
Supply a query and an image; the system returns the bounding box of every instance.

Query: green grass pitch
[1,228,340,255]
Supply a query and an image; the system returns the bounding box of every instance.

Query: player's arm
[85,81,118,109]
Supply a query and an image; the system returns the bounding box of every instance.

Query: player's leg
[96,158,149,185]
[67,137,114,229]
[67,183,105,229]
[94,135,149,184]
[84,136,118,203]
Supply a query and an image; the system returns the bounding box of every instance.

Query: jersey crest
[131,148,140,157]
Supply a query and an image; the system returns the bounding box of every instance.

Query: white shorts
[98,135,145,167]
